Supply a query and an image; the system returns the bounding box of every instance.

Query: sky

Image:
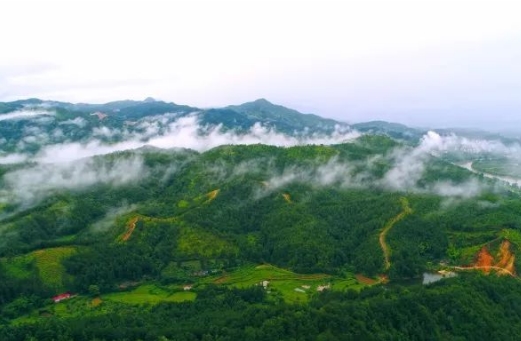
[1,0,521,130]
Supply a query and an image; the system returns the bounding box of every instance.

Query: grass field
[206,264,365,303]
[104,284,196,305]
[1,246,77,292]
[32,247,77,291]
[1,255,34,279]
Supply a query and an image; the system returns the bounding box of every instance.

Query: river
[458,162,521,187]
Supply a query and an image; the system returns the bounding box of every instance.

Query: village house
[260,280,269,289]
[52,292,72,303]
[317,284,331,292]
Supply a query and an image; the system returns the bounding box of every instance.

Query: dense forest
[3,275,521,340]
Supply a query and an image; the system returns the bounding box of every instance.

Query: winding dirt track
[121,217,139,242]
[379,197,413,271]
[204,189,220,204]
[451,266,517,278]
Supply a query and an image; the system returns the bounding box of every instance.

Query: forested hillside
[2,98,521,339]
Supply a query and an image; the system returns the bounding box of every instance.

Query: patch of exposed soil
[475,246,494,273]
[91,297,102,307]
[91,111,108,120]
[205,189,220,204]
[378,275,389,284]
[505,255,516,275]
[355,274,377,285]
[496,240,515,272]
[121,217,139,242]
[454,239,516,277]
[282,193,292,203]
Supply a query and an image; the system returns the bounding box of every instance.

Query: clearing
[208,264,363,303]
[2,247,77,292]
[104,284,196,305]
[452,239,517,277]
[355,274,378,285]
[32,247,77,291]
[379,197,413,271]
[496,239,516,274]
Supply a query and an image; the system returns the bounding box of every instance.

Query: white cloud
[34,115,360,163]
[89,203,138,233]
[380,131,521,192]
[0,153,28,164]
[60,117,87,128]
[430,179,482,198]
[92,126,120,139]
[422,131,521,156]
[36,140,144,163]
[2,156,146,204]
[0,110,53,121]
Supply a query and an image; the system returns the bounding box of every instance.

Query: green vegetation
[379,197,413,271]
[2,247,76,292]
[2,116,521,338]
[205,264,364,303]
[31,247,76,291]
[473,158,521,178]
[104,284,196,305]
[4,275,521,340]
[177,226,238,259]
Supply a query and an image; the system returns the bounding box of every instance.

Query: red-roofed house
[52,292,72,303]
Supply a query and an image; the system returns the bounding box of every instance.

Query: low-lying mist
[0,155,146,205]
[34,115,360,163]
[1,111,520,211]
[0,109,54,122]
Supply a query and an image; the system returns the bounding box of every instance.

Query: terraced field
[207,264,366,303]
[104,284,196,304]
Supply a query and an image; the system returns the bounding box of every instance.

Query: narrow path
[379,197,412,271]
[282,193,292,204]
[204,189,220,204]
[121,217,139,242]
[452,265,517,278]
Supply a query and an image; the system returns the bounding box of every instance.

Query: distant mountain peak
[144,97,157,102]
[251,98,273,105]
[234,98,277,109]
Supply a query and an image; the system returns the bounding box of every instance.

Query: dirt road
[379,197,413,271]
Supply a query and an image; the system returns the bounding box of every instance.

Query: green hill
[2,98,521,338]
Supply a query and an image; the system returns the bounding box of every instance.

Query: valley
[458,161,521,187]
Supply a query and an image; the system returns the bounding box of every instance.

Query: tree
[88,285,100,297]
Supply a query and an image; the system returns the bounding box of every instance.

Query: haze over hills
[1,97,520,157]
[2,97,521,339]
